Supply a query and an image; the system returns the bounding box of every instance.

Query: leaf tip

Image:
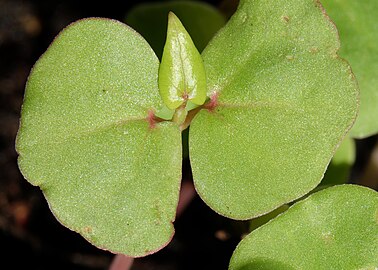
[167,11,184,32]
[168,11,178,20]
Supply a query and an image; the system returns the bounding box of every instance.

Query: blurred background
[0,0,377,269]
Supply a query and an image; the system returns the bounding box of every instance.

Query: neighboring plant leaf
[321,136,355,186]
[229,185,378,270]
[125,1,226,58]
[190,0,358,219]
[16,19,182,257]
[321,0,378,138]
[159,12,207,110]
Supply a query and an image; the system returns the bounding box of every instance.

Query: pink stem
[176,180,196,217]
[108,254,134,270]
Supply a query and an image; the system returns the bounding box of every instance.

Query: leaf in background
[190,0,358,219]
[125,1,226,58]
[159,12,207,110]
[16,19,182,257]
[322,0,378,138]
[321,136,355,186]
[229,185,378,269]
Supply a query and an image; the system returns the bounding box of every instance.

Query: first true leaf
[159,12,207,110]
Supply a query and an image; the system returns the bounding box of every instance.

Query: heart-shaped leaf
[229,184,378,269]
[16,19,182,257]
[321,0,378,138]
[189,0,358,219]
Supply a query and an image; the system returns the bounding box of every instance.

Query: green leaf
[321,0,378,138]
[321,136,355,186]
[125,1,226,58]
[16,19,182,257]
[154,103,175,120]
[159,12,207,110]
[190,0,358,219]
[229,185,378,270]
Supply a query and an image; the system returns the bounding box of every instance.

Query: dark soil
[0,0,376,269]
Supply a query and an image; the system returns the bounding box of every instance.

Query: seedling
[16,0,377,267]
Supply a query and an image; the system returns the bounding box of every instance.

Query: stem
[108,254,133,270]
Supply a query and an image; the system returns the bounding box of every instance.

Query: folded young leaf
[321,0,378,138]
[16,19,182,257]
[190,0,358,219]
[229,185,378,269]
[159,13,207,110]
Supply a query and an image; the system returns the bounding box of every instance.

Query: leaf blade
[190,0,358,219]
[16,18,182,256]
[322,0,378,138]
[229,185,378,269]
